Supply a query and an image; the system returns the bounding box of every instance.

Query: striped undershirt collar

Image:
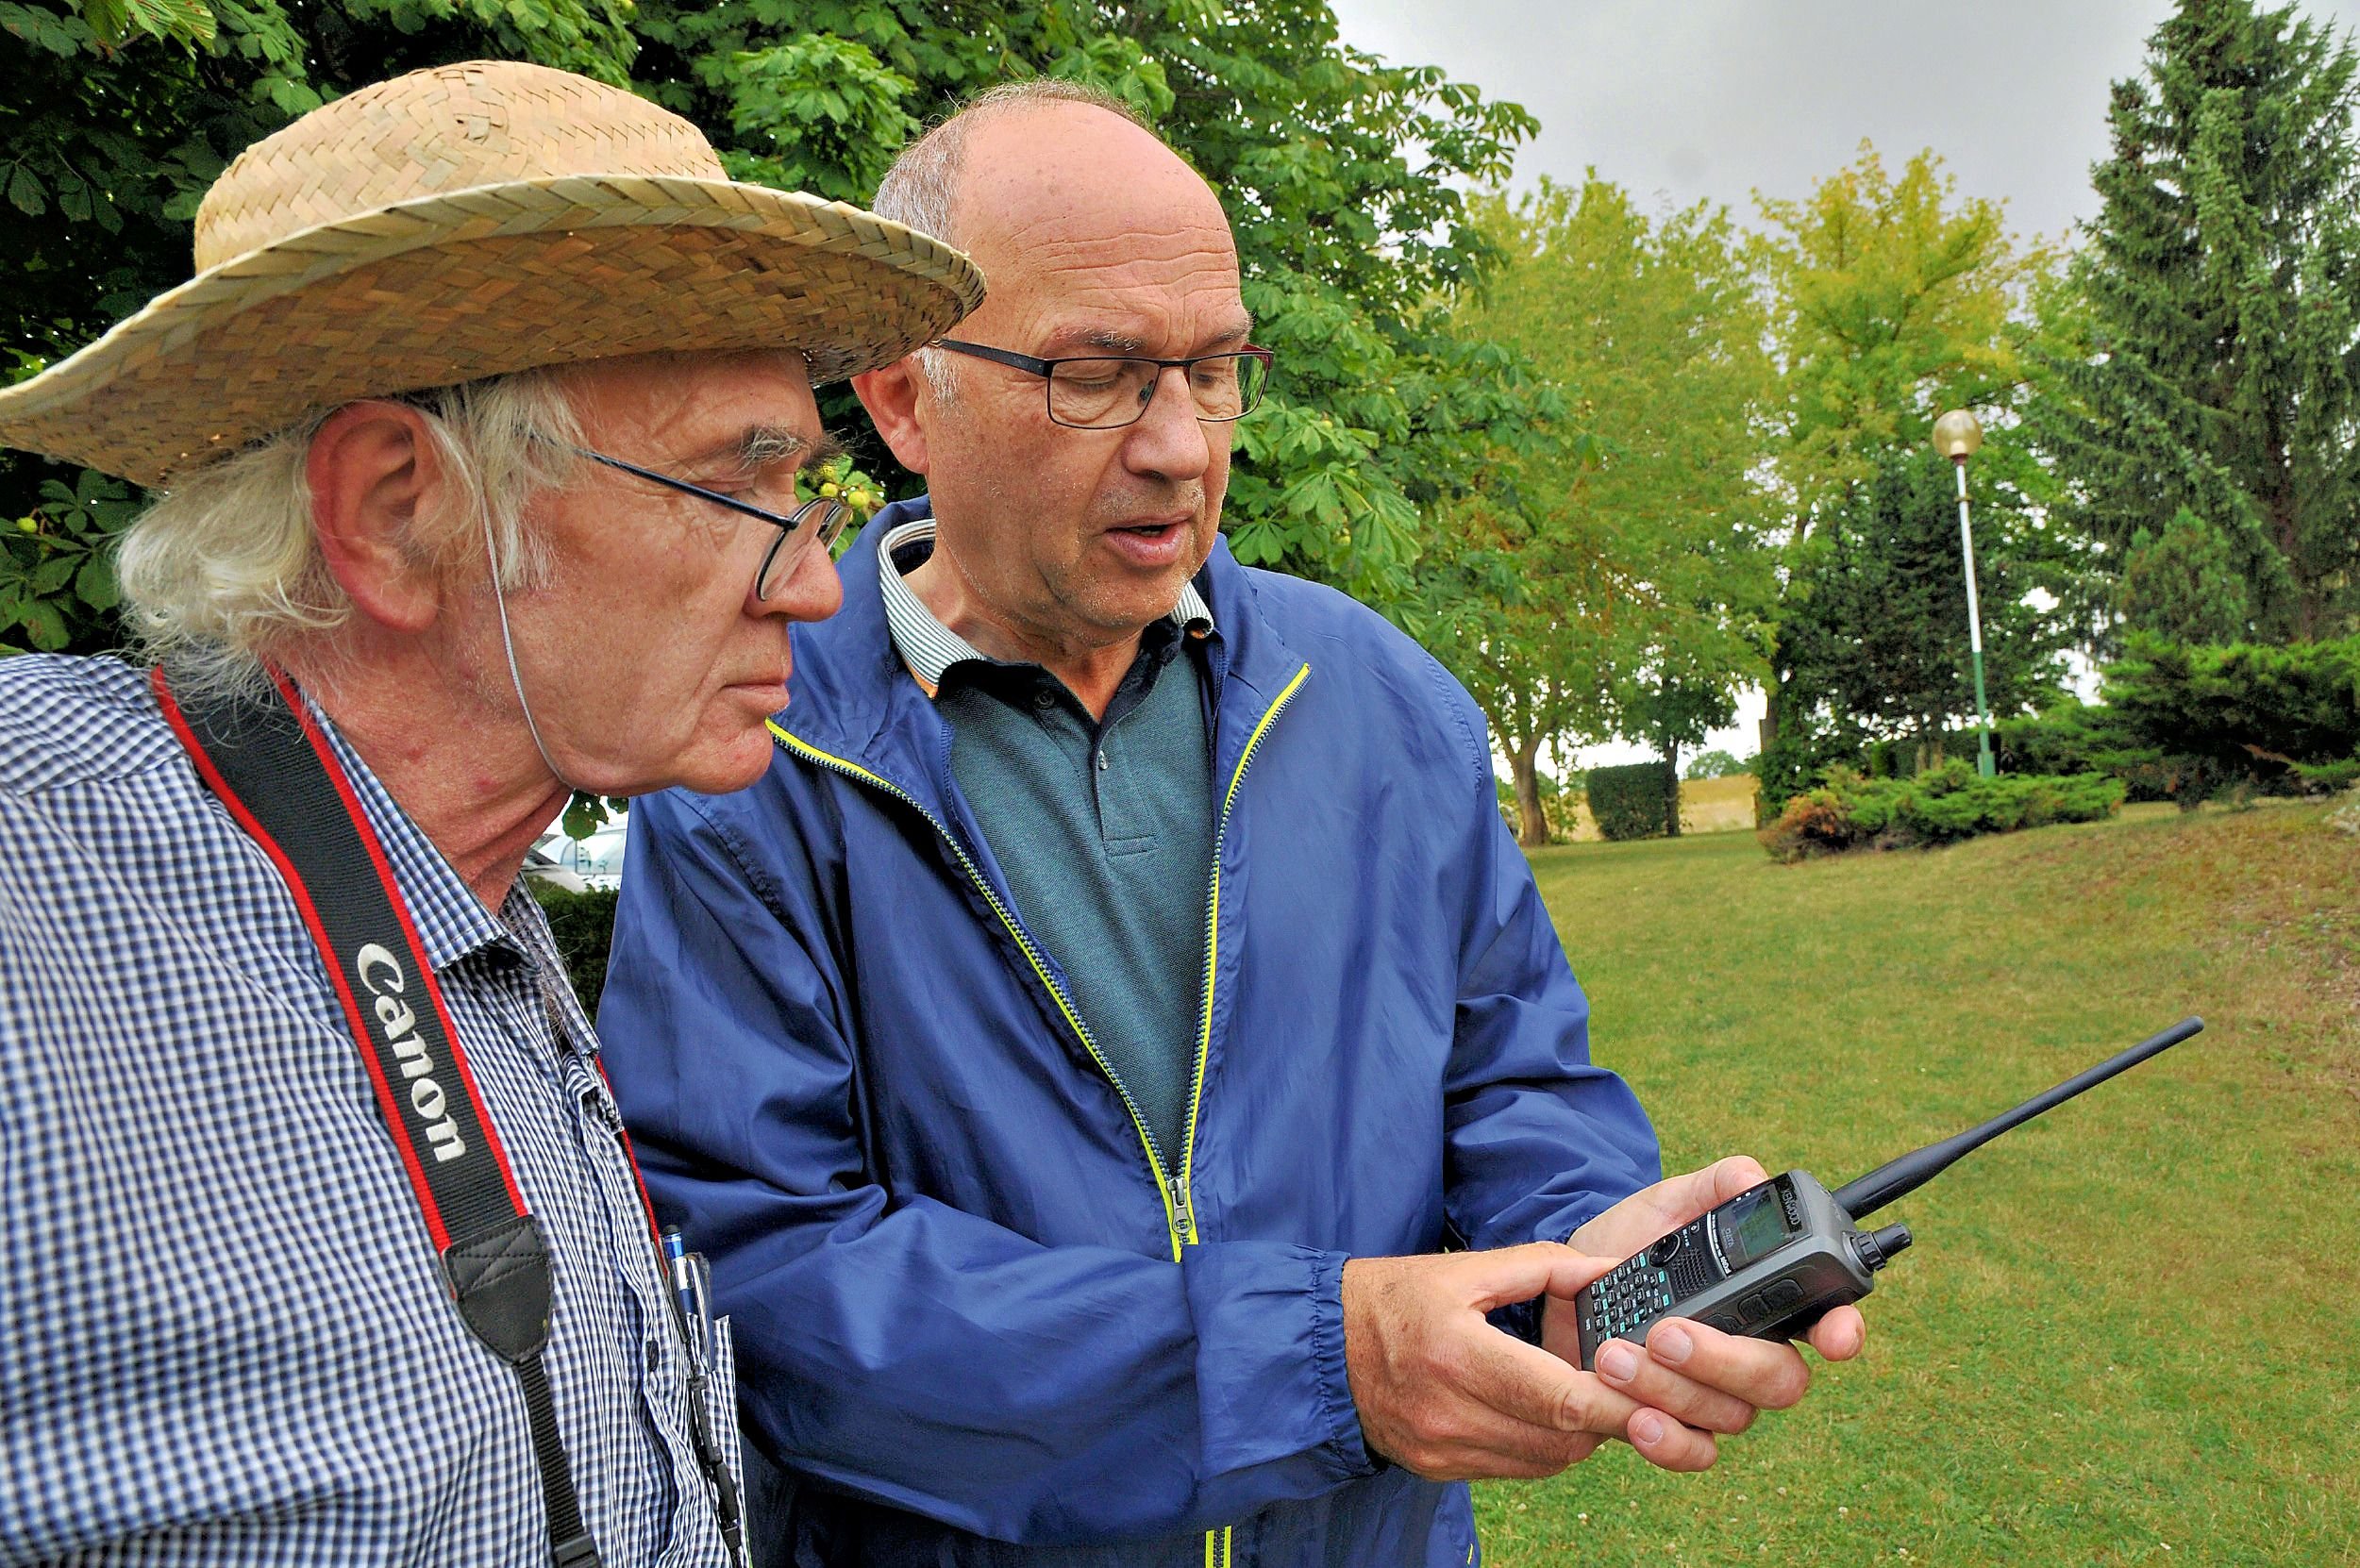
[876,517,1214,693]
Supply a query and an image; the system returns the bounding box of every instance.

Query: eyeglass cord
[482,509,582,797]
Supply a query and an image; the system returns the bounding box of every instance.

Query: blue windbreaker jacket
[598,503,1662,1568]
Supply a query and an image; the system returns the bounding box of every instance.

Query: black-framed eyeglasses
[569,445,850,599]
[933,340,1275,429]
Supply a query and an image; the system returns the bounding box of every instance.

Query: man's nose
[1121,365,1214,482]
[751,539,845,624]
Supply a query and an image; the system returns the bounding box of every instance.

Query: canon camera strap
[155,664,603,1568]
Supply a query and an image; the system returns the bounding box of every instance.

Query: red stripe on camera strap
[155,664,602,1568]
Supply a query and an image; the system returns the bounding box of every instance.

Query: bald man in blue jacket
[599,81,1864,1568]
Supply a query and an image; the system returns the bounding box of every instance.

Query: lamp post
[1932,409,1996,777]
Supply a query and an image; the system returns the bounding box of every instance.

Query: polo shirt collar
[875,517,1214,693]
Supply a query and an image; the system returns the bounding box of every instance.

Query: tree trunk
[1510,736,1550,848]
[1660,744,1682,836]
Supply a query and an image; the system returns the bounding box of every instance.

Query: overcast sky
[1330,0,2360,243]
[1322,0,2359,771]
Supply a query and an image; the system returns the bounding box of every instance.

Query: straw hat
[0,59,984,487]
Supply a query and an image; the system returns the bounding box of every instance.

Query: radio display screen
[1716,1182,1798,1270]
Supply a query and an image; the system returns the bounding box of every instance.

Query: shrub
[2101,635,2360,807]
[1587,760,1678,841]
[1758,761,2126,862]
[532,885,620,1021]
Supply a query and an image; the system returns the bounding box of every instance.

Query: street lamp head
[1933,409,1983,461]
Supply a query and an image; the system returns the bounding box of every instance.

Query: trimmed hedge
[531,885,619,1021]
[1759,761,2125,862]
[1587,760,1678,841]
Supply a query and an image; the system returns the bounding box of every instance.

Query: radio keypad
[1580,1251,1679,1344]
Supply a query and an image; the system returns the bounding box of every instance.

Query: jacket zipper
[768,722,1188,1251]
[1175,663,1310,1244]
[774,662,1305,1568]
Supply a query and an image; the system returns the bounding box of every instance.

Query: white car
[533,824,628,892]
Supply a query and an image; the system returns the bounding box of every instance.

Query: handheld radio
[1572,1016,2204,1370]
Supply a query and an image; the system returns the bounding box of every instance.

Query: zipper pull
[1171,1187,1197,1244]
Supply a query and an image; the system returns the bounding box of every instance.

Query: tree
[1752,144,2074,806]
[1683,748,1747,781]
[2035,0,2360,644]
[2,0,640,653]
[1774,445,2074,782]
[5,0,1550,656]
[2117,507,2256,644]
[1420,176,1776,844]
[1756,143,2054,511]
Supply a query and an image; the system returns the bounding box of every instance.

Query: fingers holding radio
[1590,1328,1763,1434]
[1592,1315,1818,1429]
[1342,1246,1636,1481]
[1566,1155,1773,1260]
[1803,1302,1867,1361]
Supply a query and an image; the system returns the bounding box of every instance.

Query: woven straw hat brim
[0,175,983,487]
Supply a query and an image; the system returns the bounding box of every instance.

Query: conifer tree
[2039,0,2360,644]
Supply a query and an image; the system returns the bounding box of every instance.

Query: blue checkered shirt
[0,654,742,1566]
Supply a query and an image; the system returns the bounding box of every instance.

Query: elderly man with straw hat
[0,60,979,1567]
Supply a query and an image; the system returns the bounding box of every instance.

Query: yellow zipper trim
[768,722,1184,1249]
[779,665,1302,1568]
[1176,662,1311,1243]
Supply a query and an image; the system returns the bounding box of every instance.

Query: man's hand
[1548,1156,1868,1468]
[1342,1243,1637,1481]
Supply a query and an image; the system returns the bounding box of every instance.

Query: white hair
[115,369,584,700]
[871,78,1155,401]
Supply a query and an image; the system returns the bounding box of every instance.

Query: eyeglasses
[932,340,1275,430]
[569,445,850,600]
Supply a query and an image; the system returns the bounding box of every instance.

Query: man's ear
[306,401,452,635]
[851,357,933,475]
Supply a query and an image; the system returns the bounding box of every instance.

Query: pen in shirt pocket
[661,1226,711,1370]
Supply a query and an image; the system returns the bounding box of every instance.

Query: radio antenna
[1832,1017,2204,1221]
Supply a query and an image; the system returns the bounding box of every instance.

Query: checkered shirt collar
[874,517,1214,690]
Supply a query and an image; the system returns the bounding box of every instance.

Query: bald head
[848,84,1253,689]
[950,103,1235,299]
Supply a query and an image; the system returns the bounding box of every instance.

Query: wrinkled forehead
[565,347,821,455]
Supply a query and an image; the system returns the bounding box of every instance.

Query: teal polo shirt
[876,520,1216,1176]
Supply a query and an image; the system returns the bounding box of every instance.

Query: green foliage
[1682,748,1747,780]
[1757,760,2124,861]
[1418,175,1774,835]
[529,883,619,1019]
[1754,143,2077,816]
[2034,0,2360,644]
[1,469,137,653]
[1766,445,2074,796]
[1987,700,2171,804]
[2099,634,2360,806]
[2117,507,2254,643]
[1756,143,2059,509]
[1585,759,1677,842]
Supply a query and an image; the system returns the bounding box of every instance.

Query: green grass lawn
[1476,801,2360,1567]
